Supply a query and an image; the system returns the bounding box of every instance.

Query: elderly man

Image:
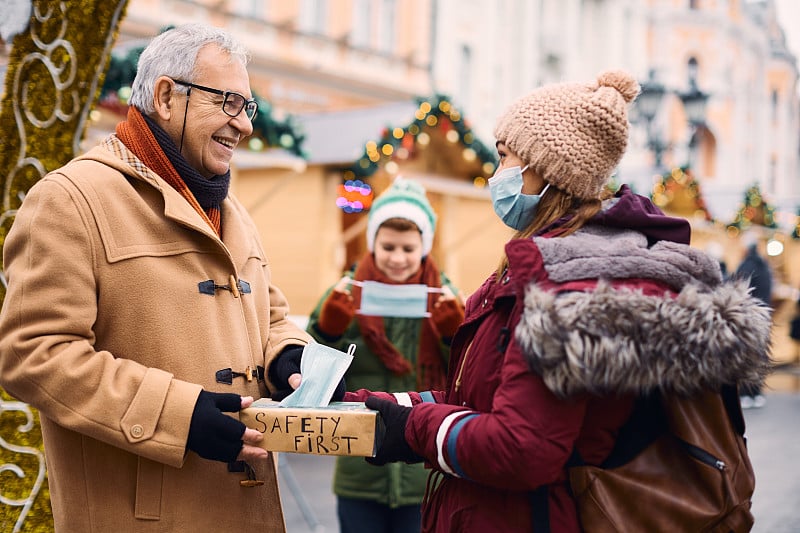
[0,23,329,531]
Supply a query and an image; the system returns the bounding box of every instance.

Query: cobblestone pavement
[278,382,800,533]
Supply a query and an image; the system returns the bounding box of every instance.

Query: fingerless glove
[268,345,304,399]
[187,390,247,463]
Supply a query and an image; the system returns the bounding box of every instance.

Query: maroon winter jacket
[394,187,770,532]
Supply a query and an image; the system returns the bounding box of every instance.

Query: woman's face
[373,226,424,282]
[496,142,546,195]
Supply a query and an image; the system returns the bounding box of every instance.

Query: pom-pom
[597,70,640,103]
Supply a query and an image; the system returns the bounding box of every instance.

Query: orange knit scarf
[115,107,223,235]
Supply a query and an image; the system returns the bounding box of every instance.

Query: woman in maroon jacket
[347,70,771,532]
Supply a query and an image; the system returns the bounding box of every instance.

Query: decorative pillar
[0,2,128,530]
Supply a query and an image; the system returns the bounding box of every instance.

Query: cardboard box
[240,399,380,457]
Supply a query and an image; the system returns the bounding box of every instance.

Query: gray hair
[128,23,251,114]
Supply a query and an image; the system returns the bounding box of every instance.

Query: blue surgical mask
[488,165,550,230]
[356,281,432,318]
[279,343,355,407]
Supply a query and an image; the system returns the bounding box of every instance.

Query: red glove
[431,297,464,339]
[344,390,397,403]
[318,290,355,336]
[382,355,413,376]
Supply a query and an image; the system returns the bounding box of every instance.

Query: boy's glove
[365,396,422,465]
[187,390,247,462]
[318,290,356,337]
[431,298,464,339]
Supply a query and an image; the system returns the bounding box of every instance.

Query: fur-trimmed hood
[512,224,772,398]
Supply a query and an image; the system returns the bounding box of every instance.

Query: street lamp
[678,79,709,165]
[637,70,668,169]
[679,79,709,127]
[635,71,709,171]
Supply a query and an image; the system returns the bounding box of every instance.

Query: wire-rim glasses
[172,79,258,121]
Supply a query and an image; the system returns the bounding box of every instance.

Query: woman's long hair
[494,184,613,279]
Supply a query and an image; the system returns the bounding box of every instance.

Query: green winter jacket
[306,266,459,507]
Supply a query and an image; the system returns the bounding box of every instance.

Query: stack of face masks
[279,343,356,407]
[353,280,442,318]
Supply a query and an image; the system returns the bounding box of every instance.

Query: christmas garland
[1,2,129,530]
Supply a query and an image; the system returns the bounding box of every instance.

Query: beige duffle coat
[0,136,312,532]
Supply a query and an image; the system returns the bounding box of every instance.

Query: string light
[336,180,373,213]
[766,238,784,256]
[337,95,499,211]
[650,167,712,222]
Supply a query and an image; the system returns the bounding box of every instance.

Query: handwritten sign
[240,399,378,457]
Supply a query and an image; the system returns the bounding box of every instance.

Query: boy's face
[373,226,424,282]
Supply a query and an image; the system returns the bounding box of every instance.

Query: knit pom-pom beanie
[493,70,641,199]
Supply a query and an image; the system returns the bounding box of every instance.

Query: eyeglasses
[172,79,258,120]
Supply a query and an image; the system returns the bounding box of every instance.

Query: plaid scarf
[115,107,230,235]
[352,253,448,391]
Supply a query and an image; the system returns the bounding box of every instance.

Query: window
[687,57,699,87]
[232,0,265,18]
[771,89,779,123]
[351,0,372,47]
[459,45,472,105]
[379,0,397,53]
[768,157,776,194]
[299,0,328,34]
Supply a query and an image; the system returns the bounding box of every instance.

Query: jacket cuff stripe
[446,413,479,479]
[419,391,436,403]
[435,410,475,476]
[392,392,413,406]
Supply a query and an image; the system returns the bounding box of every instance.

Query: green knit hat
[367,177,437,255]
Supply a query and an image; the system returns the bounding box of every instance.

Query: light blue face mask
[355,280,437,318]
[488,165,550,230]
[279,343,355,407]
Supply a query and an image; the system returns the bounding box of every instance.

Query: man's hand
[269,345,304,400]
[187,391,267,463]
[269,345,346,403]
[237,396,268,462]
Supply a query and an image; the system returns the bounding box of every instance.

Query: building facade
[117,0,435,113]
[431,0,799,224]
[4,0,799,322]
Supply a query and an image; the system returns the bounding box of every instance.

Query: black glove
[365,396,422,465]
[331,376,346,402]
[187,390,247,462]
[268,344,347,403]
[268,345,303,400]
[270,345,304,388]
